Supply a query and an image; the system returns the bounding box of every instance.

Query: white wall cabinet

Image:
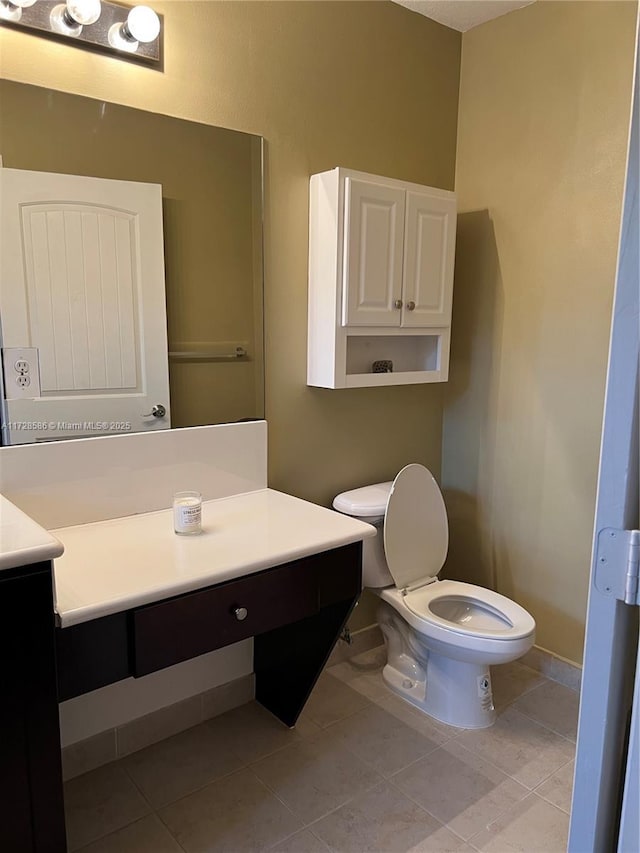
[308,168,456,388]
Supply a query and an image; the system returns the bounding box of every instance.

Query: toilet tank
[333,483,394,588]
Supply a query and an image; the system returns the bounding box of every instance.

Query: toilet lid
[383,463,449,590]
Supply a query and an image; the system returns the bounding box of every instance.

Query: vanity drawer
[133,558,320,676]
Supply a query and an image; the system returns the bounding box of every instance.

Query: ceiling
[393,0,535,32]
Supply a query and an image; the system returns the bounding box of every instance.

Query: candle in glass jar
[173,490,202,535]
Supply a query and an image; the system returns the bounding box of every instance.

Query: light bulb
[126,5,159,42]
[50,0,100,36]
[66,0,100,24]
[108,4,159,53]
[107,21,138,52]
[0,0,36,22]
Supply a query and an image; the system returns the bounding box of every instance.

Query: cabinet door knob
[233,606,248,621]
[406,301,416,311]
[394,299,403,309]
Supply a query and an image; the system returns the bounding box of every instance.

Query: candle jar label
[173,491,202,535]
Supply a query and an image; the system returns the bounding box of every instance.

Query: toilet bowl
[333,464,535,728]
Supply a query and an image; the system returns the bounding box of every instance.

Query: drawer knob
[233,606,248,621]
[406,301,416,311]
[394,299,403,309]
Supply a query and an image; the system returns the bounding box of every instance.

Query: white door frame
[569,15,640,852]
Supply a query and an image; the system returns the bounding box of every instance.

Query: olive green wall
[0,80,263,428]
[443,1,637,663]
[0,1,461,630]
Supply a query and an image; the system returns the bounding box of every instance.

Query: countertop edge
[0,495,65,572]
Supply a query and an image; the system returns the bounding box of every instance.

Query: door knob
[142,404,166,418]
[406,301,416,311]
[394,299,403,309]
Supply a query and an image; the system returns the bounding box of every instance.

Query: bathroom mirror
[0,79,264,445]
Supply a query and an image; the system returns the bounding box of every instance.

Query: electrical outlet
[1,347,41,400]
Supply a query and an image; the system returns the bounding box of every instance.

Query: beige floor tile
[373,692,458,744]
[327,646,388,700]
[469,792,570,852]
[269,828,331,852]
[293,712,323,738]
[456,707,575,790]
[123,722,243,808]
[159,767,302,852]
[64,763,151,851]
[490,662,547,709]
[302,672,371,728]
[511,680,580,740]
[392,740,528,840]
[209,701,303,762]
[75,814,182,852]
[312,781,469,852]
[251,729,382,823]
[535,760,574,814]
[323,704,442,777]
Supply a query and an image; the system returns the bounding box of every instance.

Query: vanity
[0,426,374,853]
[53,489,373,726]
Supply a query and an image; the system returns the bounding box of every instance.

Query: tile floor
[64,648,579,852]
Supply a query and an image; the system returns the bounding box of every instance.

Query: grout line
[240,766,305,824]
[383,776,468,842]
[154,804,190,852]
[119,761,163,813]
[299,776,386,832]
[534,788,572,816]
[135,762,250,814]
[386,756,529,845]
[506,702,578,743]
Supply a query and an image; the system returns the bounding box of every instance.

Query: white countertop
[0,495,64,571]
[52,488,376,627]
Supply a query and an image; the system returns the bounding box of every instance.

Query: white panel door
[401,190,456,328]
[0,168,170,444]
[342,177,405,327]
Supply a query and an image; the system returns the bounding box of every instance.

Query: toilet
[333,463,535,729]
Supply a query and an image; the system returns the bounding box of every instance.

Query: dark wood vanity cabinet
[57,542,363,727]
[0,541,361,853]
[0,561,67,853]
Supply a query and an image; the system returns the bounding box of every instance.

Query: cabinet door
[401,190,456,328]
[342,178,405,327]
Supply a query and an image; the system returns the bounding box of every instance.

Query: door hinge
[594,528,640,606]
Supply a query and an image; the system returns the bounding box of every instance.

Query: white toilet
[334,463,535,729]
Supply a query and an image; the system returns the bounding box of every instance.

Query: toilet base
[377,598,497,728]
[382,653,496,729]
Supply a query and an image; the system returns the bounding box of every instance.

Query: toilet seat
[404,580,535,641]
[381,464,534,648]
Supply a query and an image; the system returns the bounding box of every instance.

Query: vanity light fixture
[0,0,163,66]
